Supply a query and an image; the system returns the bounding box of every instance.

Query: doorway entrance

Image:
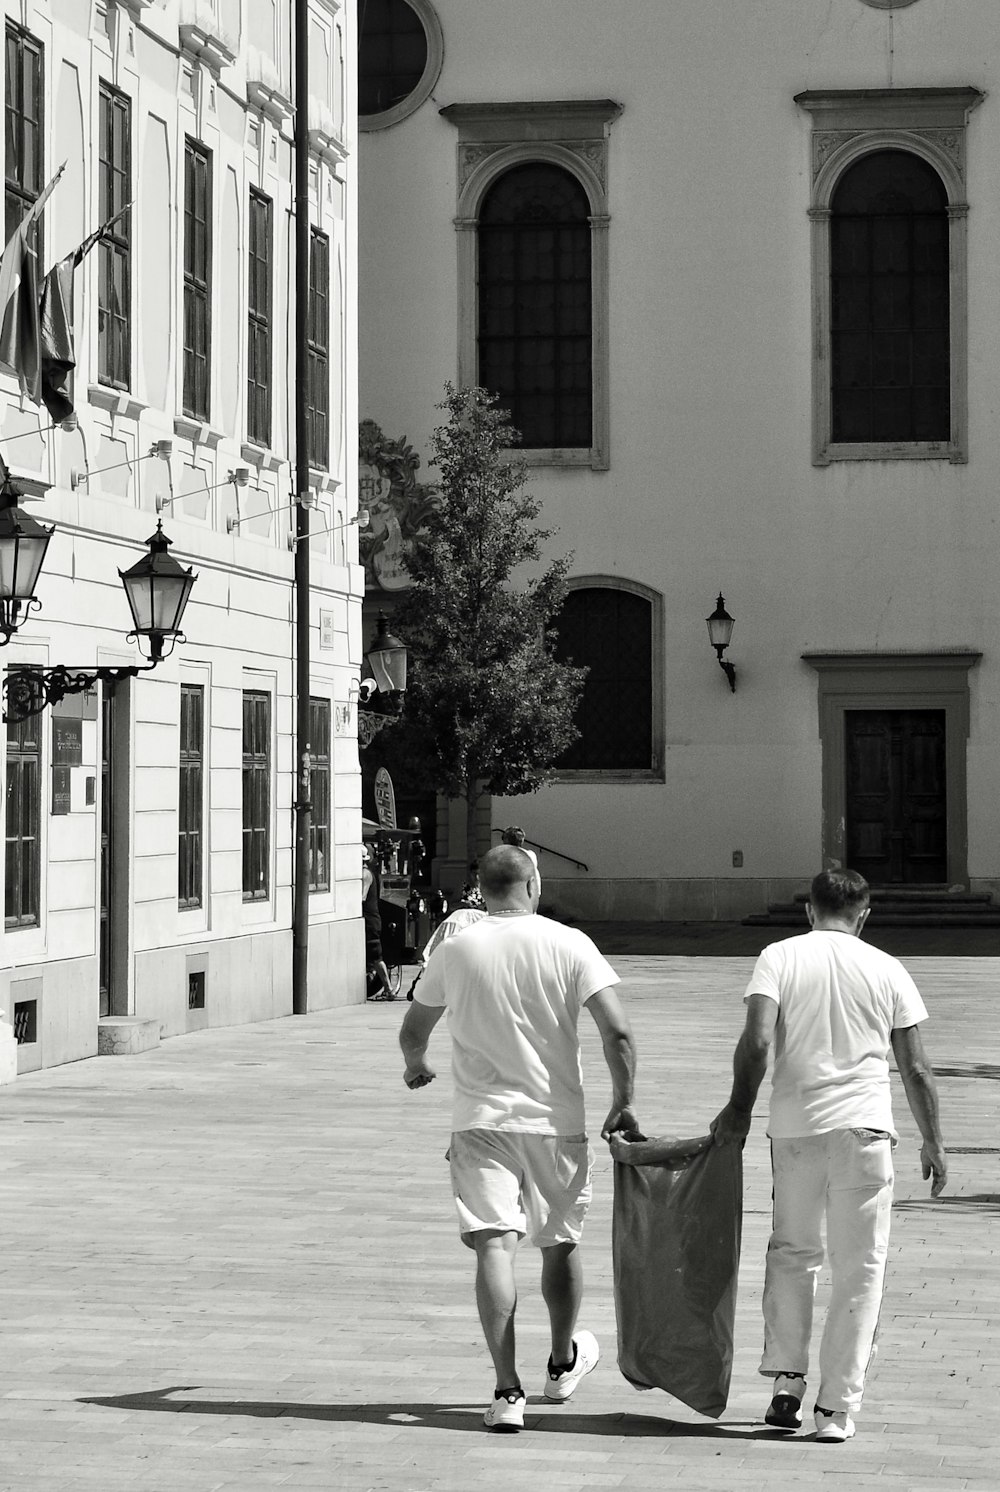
[804,650,980,890]
[845,709,947,884]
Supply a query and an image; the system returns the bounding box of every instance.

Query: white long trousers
[760,1129,894,1415]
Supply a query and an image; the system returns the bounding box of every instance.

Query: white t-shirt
[415,912,620,1135]
[746,930,928,1138]
[421,907,488,964]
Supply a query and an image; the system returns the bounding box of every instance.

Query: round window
[359,0,444,131]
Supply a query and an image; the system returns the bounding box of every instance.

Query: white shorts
[449,1129,593,1248]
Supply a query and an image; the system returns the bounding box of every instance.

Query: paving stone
[0,954,996,1491]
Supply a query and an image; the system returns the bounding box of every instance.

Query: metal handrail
[492,829,588,872]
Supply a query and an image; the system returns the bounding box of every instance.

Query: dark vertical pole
[292,0,310,1015]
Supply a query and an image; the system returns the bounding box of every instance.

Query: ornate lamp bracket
[2,661,156,724]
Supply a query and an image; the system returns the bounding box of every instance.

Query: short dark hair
[809,868,870,917]
[500,825,526,846]
[479,844,533,897]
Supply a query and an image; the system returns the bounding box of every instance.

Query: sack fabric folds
[612,1135,743,1419]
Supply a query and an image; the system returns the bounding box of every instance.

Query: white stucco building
[2,0,367,1076]
[359,0,1000,923]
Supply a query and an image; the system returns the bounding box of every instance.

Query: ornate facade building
[2,0,366,1075]
[359,0,999,923]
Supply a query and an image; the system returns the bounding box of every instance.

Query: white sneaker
[814,1407,856,1442]
[543,1330,600,1402]
[484,1388,525,1433]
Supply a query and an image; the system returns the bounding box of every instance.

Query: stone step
[97,1016,161,1057]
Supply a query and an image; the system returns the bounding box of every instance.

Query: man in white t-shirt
[399,844,639,1434]
[711,869,947,1444]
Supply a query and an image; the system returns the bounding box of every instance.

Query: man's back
[415,913,619,1135]
[751,930,927,1137]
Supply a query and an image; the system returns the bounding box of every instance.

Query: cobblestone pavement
[2,955,997,1492]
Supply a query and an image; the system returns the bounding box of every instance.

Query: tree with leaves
[390,384,586,873]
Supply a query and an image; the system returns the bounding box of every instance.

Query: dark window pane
[4,706,41,927]
[183,139,212,420]
[478,163,592,450]
[97,82,131,389]
[359,0,427,116]
[242,691,270,900]
[178,685,204,909]
[307,229,329,468]
[830,150,949,444]
[554,589,652,771]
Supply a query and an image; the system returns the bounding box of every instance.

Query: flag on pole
[38,203,130,424]
[0,164,65,404]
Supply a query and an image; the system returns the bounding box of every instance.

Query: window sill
[816,439,964,466]
[88,385,146,421]
[241,440,286,474]
[174,415,224,450]
[550,767,665,785]
[512,447,602,469]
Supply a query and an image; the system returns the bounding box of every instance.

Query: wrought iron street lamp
[358,612,408,749]
[706,592,737,692]
[1,497,197,723]
[0,475,54,644]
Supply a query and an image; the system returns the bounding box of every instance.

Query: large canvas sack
[612,1134,743,1419]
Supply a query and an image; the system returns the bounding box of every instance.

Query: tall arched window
[831,150,949,444]
[554,586,653,772]
[478,163,592,450]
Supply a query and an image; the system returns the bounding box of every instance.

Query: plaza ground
[1,949,997,1492]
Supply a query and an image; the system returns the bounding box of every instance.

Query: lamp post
[0,482,197,723]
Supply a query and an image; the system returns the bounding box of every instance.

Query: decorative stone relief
[458,138,608,196]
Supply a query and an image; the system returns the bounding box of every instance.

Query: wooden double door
[845,709,947,885]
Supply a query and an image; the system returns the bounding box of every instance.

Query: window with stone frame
[441,100,622,471]
[796,88,983,465]
[178,683,204,910]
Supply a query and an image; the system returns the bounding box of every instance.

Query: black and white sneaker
[765,1372,806,1430]
[484,1387,525,1433]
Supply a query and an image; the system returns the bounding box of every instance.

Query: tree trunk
[465,776,481,882]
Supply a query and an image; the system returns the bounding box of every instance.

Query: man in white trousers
[711,868,947,1443]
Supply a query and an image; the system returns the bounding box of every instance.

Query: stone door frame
[802,651,981,887]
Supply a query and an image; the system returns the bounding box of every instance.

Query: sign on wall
[374,767,397,830]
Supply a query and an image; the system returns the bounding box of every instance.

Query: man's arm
[585,987,639,1140]
[399,999,445,1089]
[710,993,778,1144]
[890,1024,947,1197]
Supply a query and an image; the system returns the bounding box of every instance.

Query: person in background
[712,868,947,1444]
[399,844,639,1434]
[406,865,488,1001]
[362,842,394,1000]
[501,826,541,899]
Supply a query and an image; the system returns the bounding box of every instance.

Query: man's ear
[805,902,816,927]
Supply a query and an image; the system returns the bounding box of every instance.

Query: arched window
[831,150,949,444]
[478,163,592,451]
[554,586,653,772]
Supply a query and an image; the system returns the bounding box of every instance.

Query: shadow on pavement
[895,1193,1000,1215]
[79,1387,778,1439]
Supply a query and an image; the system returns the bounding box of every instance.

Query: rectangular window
[242,690,270,901]
[183,138,212,420]
[247,189,272,447]
[4,23,44,251]
[98,82,132,389]
[307,227,329,468]
[5,710,41,929]
[178,684,204,909]
[308,697,331,893]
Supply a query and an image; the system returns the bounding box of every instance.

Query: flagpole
[292,0,311,1016]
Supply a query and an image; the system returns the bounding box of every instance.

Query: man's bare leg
[472,1230,521,1388]
[541,1240,582,1366]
